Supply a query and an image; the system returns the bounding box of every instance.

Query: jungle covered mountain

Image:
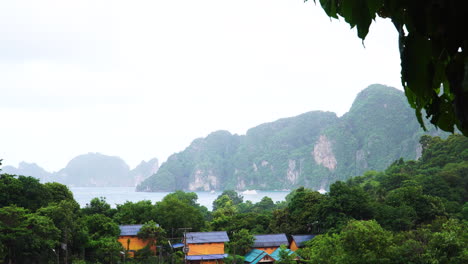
[137,84,447,192]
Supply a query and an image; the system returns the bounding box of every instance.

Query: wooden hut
[118,224,156,257]
[270,247,301,261]
[290,235,316,251]
[244,249,275,264]
[252,234,289,254]
[185,231,230,264]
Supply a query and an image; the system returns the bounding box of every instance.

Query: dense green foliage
[226,229,254,256]
[153,191,207,237]
[0,175,90,263]
[312,0,468,135]
[0,171,290,263]
[138,85,447,192]
[0,134,466,263]
[290,134,468,263]
[276,245,296,264]
[137,220,166,257]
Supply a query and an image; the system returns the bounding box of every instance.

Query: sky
[0,0,401,172]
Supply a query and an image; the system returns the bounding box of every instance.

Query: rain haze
[0,0,401,172]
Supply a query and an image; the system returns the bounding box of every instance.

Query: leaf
[401,32,433,99]
[403,87,426,130]
[426,95,456,133]
[366,0,384,15]
[317,0,468,135]
[319,0,339,19]
[340,0,374,39]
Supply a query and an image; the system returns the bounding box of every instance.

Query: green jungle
[2,0,468,263]
[1,134,467,263]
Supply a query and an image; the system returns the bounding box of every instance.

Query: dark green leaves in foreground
[312,0,468,135]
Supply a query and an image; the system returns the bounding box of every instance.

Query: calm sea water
[70,187,289,211]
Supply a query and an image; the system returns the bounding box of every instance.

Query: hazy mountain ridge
[137,84,448,192]
[1,162,53,182]
[130,158,160,186]
[1,153,159,187]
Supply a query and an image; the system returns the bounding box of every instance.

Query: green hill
[137,84,447,192]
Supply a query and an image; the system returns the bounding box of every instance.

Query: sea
[70,187,290,211]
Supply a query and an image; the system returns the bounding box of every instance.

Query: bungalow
[290,235,316,251]
[118,224,156,257]
[244,249,275,264]
[185,231,230,264]
[252,234,289,254]
[270,247,301,261]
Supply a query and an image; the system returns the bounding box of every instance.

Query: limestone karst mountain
[137,84,447,192]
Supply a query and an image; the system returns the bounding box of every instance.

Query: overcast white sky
[0,0,401,172]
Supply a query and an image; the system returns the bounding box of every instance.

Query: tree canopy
[312,0,468,135]
[1,134,466,263]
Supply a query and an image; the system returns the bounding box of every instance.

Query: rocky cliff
[129,158,160,186]
[137,84,447,192]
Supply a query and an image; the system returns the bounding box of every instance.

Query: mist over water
[70,187,289,211]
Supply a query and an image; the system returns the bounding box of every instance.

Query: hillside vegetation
[138,84,446,192]
[0,134,466,263]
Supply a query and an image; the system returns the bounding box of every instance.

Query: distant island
[137,84,448,192]
[2,153,158,187]
[2,84,450,191]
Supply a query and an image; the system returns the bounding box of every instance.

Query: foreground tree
[87,237,123,264]
[299,220,394,264]
[44,182,75,204]
[213,190,244,211]
[37,200,81,264]
[225,229,254,264]
[0,205,60,263]
[276,245,296,264]
[227,229,254,256]
[317,182,374,231]
[137,220,166,256]
[0,174,49,210]
[82,214,122,263]
[298,233,342,264]
[312,0,468,135]
[113,200,157,224]
[82,197,114,217]
[154,191,206,236]
[339,220,394,263]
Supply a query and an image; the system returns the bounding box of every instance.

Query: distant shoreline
[70,187,289,211]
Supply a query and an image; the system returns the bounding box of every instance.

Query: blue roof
[291,235,316,248]
[172,243,184,248]
[253,234,288,248]
[186,254,228,260]
[186,231,229,244]
[270,248,300,261]
[244,249,269,264]
[119,225,143,236]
